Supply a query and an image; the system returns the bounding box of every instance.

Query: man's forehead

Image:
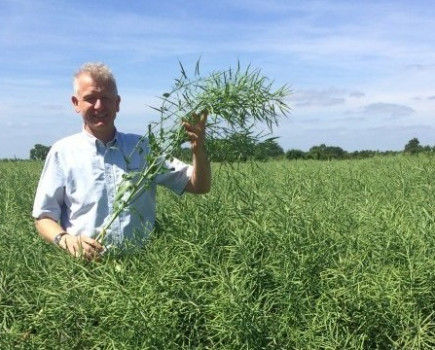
[77,74,116,93]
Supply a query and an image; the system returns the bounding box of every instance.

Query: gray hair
[73,62,118,95]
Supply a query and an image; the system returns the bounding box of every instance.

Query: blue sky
[1,0,434,159]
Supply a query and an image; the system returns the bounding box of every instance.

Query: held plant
[97,61,291,244]
[153,61,291,150]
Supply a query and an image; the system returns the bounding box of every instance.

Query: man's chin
[85,123,114,134]
[92,121,112,128]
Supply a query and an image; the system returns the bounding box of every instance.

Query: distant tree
[227,132,257,161]
[286,149,306,160]
[307,144,326,160]
[350,150,377,159]
[307,144,346,160]
[207,131,262,162]
[206,138,229,162]
[404,138,423,154]
[30,144,51,160]
[254,138,284,160]
[423,145,432,153]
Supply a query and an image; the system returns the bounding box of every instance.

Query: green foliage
[2,156,435,348]
[206,131,284,162]
[350,149,380,159]
[286,148,306,160]
[29,144,50,161]
[254,137,284,160]
[307,143,347,160]
[153,60,291,152]
[283,138,435,162]
[404,137,424,154]
[207,131,257,162]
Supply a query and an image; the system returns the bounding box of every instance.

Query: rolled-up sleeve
[32,149,66,222]
[155,157,193,195]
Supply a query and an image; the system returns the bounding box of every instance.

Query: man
[32,62,211,260]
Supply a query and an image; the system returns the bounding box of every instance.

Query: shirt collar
[81,128,118,148]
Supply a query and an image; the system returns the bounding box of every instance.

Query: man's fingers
[186,131,199,142]
[65,237,102,260]
[86,240,104,252]
[200,110,208,124]
[81,237,104,252]
[81,241,103,260]
[198,110,208,126]
[191,110,208,124]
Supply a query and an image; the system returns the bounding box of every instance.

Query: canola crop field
[1,156,435,349]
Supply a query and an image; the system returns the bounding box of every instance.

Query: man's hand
[183,110,211,194]
[183,110,208,153]
[59,234,105,261]
[35,217,104,261]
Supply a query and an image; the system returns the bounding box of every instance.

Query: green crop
[2,155,435,348]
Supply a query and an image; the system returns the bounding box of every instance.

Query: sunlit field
[1,155,435,349]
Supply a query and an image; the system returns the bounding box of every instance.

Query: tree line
[15,136,434,163]
[285,137,434,160]
[176,136,434,162]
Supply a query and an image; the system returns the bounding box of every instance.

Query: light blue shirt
[32,130,192,247]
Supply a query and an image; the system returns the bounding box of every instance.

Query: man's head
[72,62,121,142]
[73,62,118,96]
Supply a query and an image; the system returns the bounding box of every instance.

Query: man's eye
[84,97,112,104]
[84,97,97,104]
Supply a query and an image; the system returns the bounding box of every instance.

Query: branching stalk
[97,61,291,245]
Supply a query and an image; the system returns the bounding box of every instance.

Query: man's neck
[84,127,116,144]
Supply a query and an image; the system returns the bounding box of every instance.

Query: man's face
[72,74,120,140]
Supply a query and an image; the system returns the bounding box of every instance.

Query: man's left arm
[183,111,211,194]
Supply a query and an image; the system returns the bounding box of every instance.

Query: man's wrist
[53,232,69,246]
[192,144,207,157]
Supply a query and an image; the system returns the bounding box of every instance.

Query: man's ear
[71,96,80,113]
[116,95,121,113]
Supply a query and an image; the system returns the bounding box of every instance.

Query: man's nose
[94,98,103,109]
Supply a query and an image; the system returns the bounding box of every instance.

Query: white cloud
[361,103,415,119]
[293,88,366,107]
